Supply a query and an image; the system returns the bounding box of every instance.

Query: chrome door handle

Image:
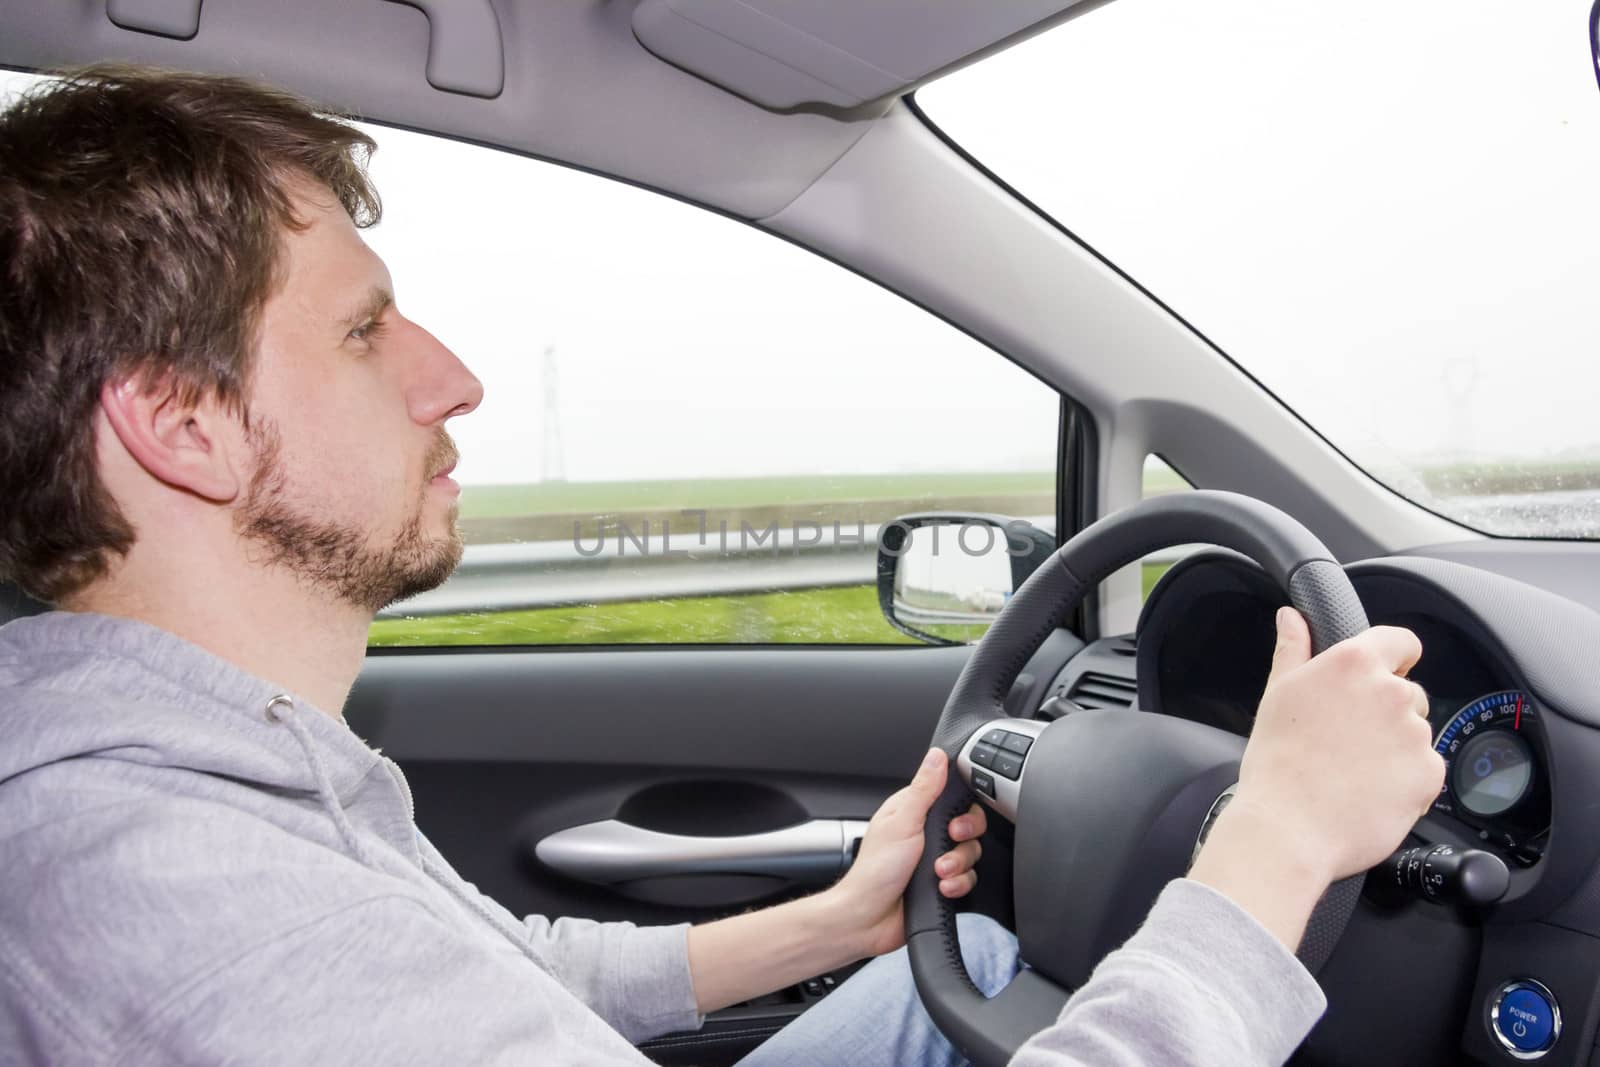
[533,818,871,886]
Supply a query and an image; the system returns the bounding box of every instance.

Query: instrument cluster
[1135,554,1561,871]
[1430,689,1551,866]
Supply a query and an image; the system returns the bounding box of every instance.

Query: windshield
[919,0,1600,538]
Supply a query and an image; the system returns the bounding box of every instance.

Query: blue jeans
[736,913,1023,1067]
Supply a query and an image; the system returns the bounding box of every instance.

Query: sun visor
[632,0,1099,111]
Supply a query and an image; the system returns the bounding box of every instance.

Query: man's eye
[350,320,387,343]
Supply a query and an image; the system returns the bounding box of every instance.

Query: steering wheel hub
[1011,709,1244,989]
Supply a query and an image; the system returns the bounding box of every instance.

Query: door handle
[533,818,871,886]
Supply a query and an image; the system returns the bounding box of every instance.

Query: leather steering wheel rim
[903,491,1370,1067]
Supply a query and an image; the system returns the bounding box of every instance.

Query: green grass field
[367,562,1176,648]
[370,583,914,646]
[1411,459,1600,497]
[368,467,1183,648]
[376,470,1065,647]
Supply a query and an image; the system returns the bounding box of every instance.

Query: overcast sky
[5,0,1597,488]
[921,0,1600,472]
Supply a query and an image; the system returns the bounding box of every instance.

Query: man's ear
[98,374,243,504]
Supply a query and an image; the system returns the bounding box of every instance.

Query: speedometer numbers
[1432,690,1549,865]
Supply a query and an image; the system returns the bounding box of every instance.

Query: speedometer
[1432,690,1550,864]
[1451,727,1533,817]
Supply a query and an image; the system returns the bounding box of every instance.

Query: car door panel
[347,644,981,925]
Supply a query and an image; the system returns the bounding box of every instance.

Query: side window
[1140,455,1194,601]
[360,127,1062,647]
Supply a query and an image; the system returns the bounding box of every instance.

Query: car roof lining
[630,0,1108,112]
[0,0,1118,217]
[0,0,885,220]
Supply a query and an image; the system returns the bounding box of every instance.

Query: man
[0,66,1443,1065]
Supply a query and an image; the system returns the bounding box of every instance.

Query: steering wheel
[904,491,1370,1066]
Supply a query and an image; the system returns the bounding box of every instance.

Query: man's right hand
[1187,606,1446,951]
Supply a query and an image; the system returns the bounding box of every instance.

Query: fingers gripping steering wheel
[903,491,1370,1066]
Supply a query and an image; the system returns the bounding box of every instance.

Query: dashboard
[1043,549,1600,1066]
[1134,553,1555,873]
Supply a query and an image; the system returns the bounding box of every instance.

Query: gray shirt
[0,612,1324,1065]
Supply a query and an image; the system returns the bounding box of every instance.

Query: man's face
[236,178,483,613]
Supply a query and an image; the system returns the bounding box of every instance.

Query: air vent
[1108,636,1138,657]
[1066,671,1137,710]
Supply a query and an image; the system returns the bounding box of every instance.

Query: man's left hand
[830,748,988,958]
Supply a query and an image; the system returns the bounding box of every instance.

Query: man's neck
[71,570,371,719]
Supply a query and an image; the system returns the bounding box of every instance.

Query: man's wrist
[1186,795,1334,951]
[687,882,878,1012]
[811,881,882,962]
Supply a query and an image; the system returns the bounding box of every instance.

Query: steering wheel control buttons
[970,733,1030,780]
[956,718,1047,823]
[1490,980,1560,1059]
[992,752,1024,780]
[999,733,1033,756]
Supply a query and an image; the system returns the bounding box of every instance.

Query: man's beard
[236,419,463,614]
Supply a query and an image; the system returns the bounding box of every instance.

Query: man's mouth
[426,434,461,496]
[429,467,461,497]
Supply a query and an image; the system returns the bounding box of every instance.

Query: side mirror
[876,513,1056,645]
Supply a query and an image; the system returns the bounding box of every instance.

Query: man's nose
[404,317,484,424]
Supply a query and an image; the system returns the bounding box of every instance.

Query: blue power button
[1492,980,1560,1058]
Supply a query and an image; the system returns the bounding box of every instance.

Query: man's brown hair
[0,64,380,602]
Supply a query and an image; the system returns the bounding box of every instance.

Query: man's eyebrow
[337,287,394,330]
